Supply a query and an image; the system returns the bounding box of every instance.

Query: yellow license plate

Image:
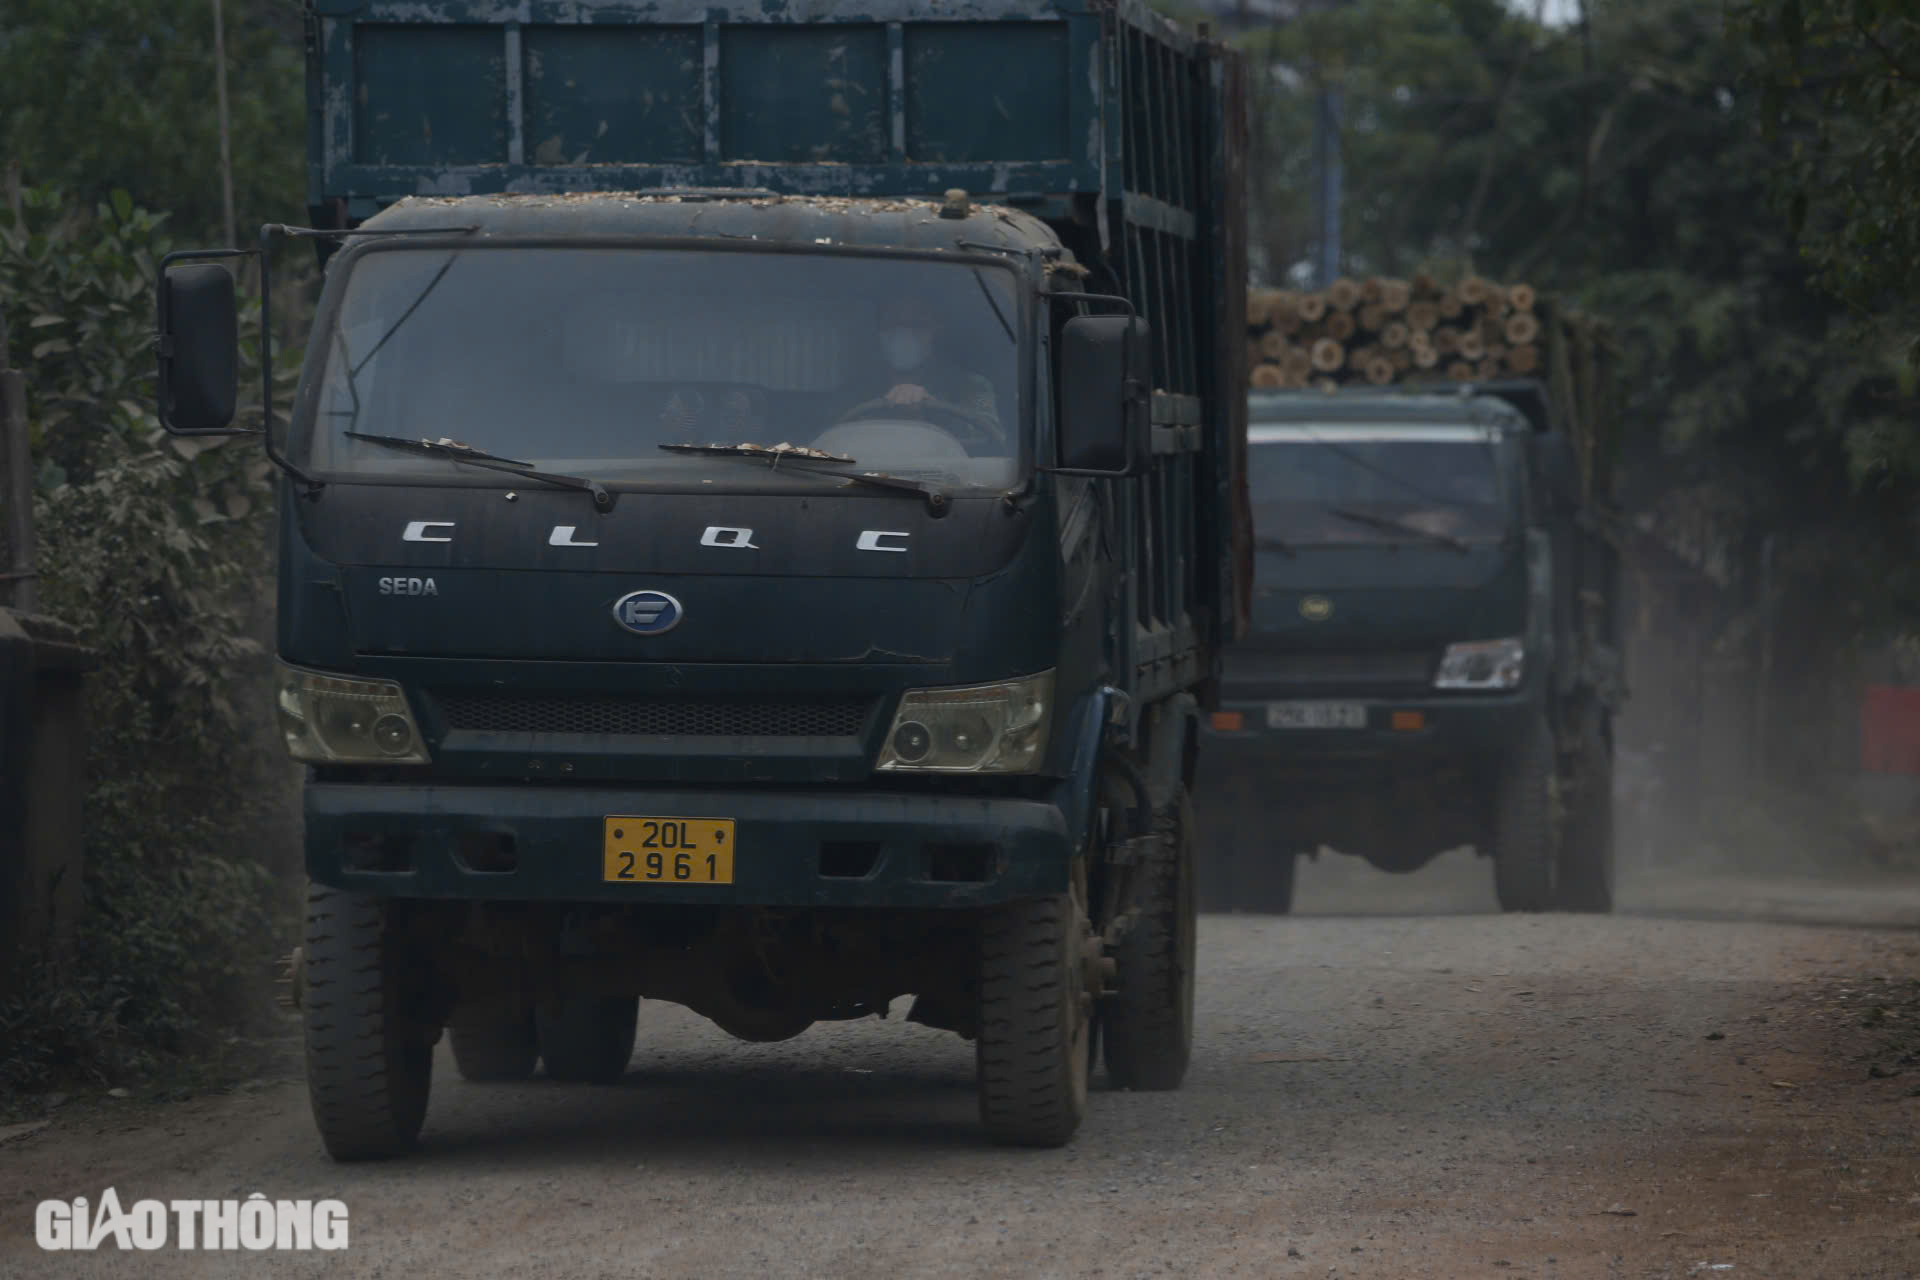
[602,817,735,884]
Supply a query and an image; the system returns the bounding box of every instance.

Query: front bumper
[1200,687,1540,762]
[306,781,1072,907]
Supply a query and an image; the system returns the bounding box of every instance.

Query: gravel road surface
[3,854,1918,1279]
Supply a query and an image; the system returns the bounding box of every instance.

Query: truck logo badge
[612,590,684,636]
[1299,595,1333,622]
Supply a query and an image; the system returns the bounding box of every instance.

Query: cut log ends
[1242,274,1549,392]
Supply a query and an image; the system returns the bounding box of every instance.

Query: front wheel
[1103,783,1197,1090]
[301,884,434,1161]
[1491,716,1558,912]
[975,887,1092,1147]
[537,995,639,1084]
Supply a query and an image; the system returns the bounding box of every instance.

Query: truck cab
[1199,382,1622,914]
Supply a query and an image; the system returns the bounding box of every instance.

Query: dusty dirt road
[3,856,1918,1280]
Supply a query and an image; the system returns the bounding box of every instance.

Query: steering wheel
[838,393,1006,449]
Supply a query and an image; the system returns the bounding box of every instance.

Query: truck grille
[1221,649,1435,696]
[435,691,874,738]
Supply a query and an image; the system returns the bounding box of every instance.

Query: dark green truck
[1199,309,1625,915]
[152,0,1250,1155]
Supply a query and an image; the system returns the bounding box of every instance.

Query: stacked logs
[1245,273,1545,391]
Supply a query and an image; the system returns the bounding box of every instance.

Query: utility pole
[0,315,37,614]
[1313,75,1342,287]
[213,0,237,249]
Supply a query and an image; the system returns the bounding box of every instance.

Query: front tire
[1491,716,1558,912]
[302,884,433,1161]
[537,995,639,1084]
[1103,783,1198,1091]
[975,888,1091,1148]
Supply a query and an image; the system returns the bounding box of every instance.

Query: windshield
[300,247,1022,489]
[1247,422,1510,546]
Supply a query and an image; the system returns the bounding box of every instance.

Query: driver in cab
[839,294,1001,442]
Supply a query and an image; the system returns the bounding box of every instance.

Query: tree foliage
[0,0,305,245]
[0,189,299,1096]
[1734,0,1920,364]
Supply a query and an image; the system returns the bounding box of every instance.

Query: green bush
[0,188,303,1098]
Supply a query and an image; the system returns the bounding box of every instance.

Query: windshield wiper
[1326,505,1470,552]
[659,443,951,514]
[345,432,614,512]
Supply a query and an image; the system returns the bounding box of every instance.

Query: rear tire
[1103,784,1197,1091]
[448,1008,538,1082]
[1246,844,1297,915]
[976,889,1091,1147]
[1491,716,1558,912]
[537,995,639,1084]
[302,884,433,1161]
[1558,715,1616,913]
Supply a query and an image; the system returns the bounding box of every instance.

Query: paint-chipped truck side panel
[307,0,1196,218]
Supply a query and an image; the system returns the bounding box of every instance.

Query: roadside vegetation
[0,186,305,1102]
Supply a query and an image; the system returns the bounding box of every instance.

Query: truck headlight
[276,663,430,764]
[1434,637,1525,690]
[876,670,1054,774]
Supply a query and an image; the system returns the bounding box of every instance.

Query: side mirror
[156,263,240,433]
[1056,314,1150,475]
